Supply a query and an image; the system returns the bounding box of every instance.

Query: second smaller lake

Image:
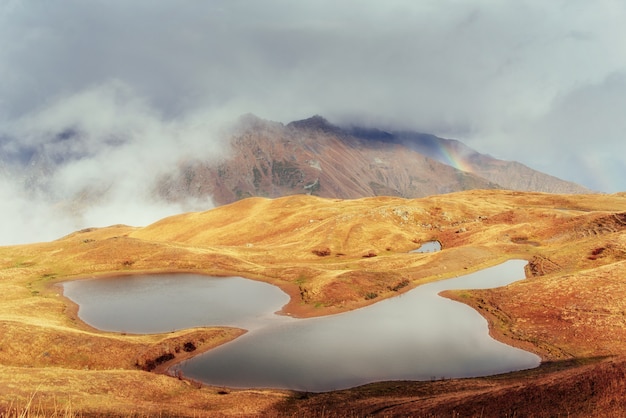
[410,240,442,253]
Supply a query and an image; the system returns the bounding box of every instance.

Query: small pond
[62,260,540,392]
[410,240,441,253]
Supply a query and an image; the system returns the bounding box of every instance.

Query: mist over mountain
[2,2,624,246]
[0,85,231,245]
[345,125,591,194]
[157,115,589,206]
[0,113,590,245]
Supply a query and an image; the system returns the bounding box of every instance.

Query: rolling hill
[1,189,626,416]
[1,114,591,247]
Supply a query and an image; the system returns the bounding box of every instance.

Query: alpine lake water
[62,254,540,392]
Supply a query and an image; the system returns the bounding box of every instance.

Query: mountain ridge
[331,116,591,194]
[156,114,590,207]
[157,115,503,205]
[0,113,592,240]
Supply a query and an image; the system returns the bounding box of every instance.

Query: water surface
[410,240,442,253]
[178,260,539,391]
[62,260,540,392]
[62,274,291,333]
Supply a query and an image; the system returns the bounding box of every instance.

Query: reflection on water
[179,260,539,391]
[63,260,540,392]
[62,275,291,333]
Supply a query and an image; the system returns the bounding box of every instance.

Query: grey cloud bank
[0,82,229,244]
[1,1,625,244]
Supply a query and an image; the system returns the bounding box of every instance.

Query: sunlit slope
[131,190,626,260]
[2,190,626,415]
[128,191,626,357]
[131,194,433,253]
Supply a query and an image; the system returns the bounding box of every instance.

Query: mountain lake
[62,259,541,392]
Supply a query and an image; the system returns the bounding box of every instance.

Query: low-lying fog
[0,84,237,245]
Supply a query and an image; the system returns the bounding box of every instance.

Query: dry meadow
[2,190,626,416]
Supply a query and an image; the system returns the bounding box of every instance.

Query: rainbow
[437,144,475,174]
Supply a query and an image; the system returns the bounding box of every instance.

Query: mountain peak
[232,113,287,136]
[287,115,340,133]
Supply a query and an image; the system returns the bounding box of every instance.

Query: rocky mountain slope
[1,115,590,227]
[348,125,590,194]
[156,115,590,206]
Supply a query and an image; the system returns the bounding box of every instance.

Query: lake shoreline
[441,290,563,362]
[58,261,546,391]
[5,191,626,415]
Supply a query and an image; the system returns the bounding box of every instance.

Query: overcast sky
[1,1,625,243]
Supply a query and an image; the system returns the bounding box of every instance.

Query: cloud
[0,176,72,245]
[1,1,626,243]
[517,72,626,191]
[0,81,231,244]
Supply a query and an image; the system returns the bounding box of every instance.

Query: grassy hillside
[1,190,626,416]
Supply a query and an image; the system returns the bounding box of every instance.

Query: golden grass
[1,190,626,416]
[1,387,77,418]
